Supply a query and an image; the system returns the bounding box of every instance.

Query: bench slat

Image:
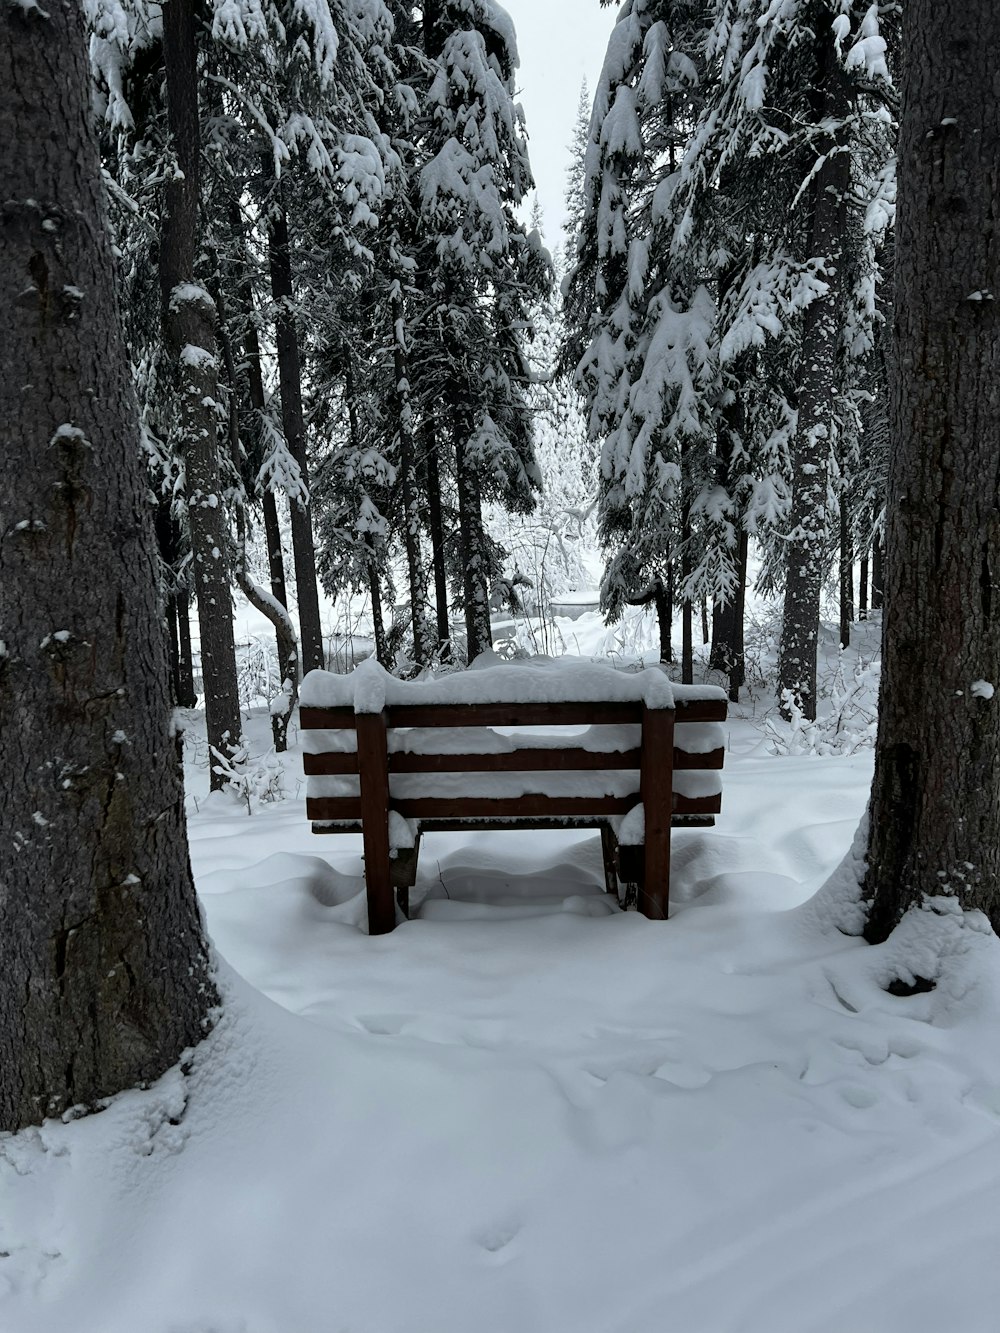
[303,752,359,775]
[300,706,357,730]
[383,746,724,774]
[391,794,641,819]
[386,702,644,727]
[306,797,364,820]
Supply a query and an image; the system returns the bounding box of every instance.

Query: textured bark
[268,192,325,674]
[0,0,217,1131]
[160,0,241,787]
[175,587,196,707]
[859,549,869,619]
[863,0,1000,941]
[778,33,851,720]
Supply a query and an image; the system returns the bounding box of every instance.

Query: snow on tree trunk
[863,0,1000,941]
[778,37,851,722]
[0,0,217,1132]
[159,0,241,788]
[391,288,433,665]
[268,191,325,676]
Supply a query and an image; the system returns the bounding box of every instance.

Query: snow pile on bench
[300,653,723,713]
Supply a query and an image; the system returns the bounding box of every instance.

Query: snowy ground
[4,620,1000,1333]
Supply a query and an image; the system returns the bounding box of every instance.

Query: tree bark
[839,491,853,648]
[859,548,869,619]
[391,287,433,664]
[228,199,293,693]
[268,189,325,674]
[871,533,884,609]
[455,416,493,662]
[863,0,1000,941]
[778,32,851,720]
[176,586,196,707]
[422,422,453,656]
[0,0,217,1131]
[160,0,241,787]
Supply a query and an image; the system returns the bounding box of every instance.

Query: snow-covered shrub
[768,655,880,756]
[210,744,289,813]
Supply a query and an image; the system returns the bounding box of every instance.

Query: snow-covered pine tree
[415,0,550,662]
[669,0,895,717]
[567,0,718,676]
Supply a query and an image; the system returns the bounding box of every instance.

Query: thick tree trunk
[160,0,241,787]
[778,35,851,720]
[391,288,433,664]
[268,190,324,674]
[863,0,1000,941]
[0,0,217,1132]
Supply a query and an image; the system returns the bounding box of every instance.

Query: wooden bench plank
[391,794,640,819]
[385,746,723,774]
[387,701,644,728]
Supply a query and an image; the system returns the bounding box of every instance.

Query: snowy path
[3,719,1000,1332]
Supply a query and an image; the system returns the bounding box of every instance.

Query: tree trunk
[229,199,293,692]
[455,418,492,661]
[839,491,853,649]
[176,587,197,707]
[391,287,433,664]
[0,0,217,1131]
[871,533,884,609]
[268,189,325,674]
[160,0,241,787]
[859,549,869,619]
[863,0,1000,941]
[654,578,672,664]
[422,423,452,655]
[778,34,851,720]
[215,287,298,751]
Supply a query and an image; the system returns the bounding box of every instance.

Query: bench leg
[357,711,395,934]
[390,834,422,921]
[617,842,643,911]
[600,825,620,898]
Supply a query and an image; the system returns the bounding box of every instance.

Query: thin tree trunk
[390,287,433,664]
[863,0,1000,941]
[268,188,325,674]
[871,533,884,609]
[654,580,672,664]
[839,492,853,648]
[0,0,217,1131]
[215,284,298,750]
[778,35,851,720]
[423,423,452,655]
[859,549,869,619]
[341,354,390,670]
[455,417,492,661]
[176,587,197,707]
[729,528,748,703]
[160,0,241,786]
[229,199,293,691]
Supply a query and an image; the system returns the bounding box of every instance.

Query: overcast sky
[499,0,619,253]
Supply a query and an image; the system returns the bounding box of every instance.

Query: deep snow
[3,620,1000,1333]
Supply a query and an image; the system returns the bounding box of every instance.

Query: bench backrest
[300,693,727,829]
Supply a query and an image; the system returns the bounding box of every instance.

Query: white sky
[500,0,619,253]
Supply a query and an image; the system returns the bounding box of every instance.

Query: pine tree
[1,0,217,1131]
[862,0,1000,942]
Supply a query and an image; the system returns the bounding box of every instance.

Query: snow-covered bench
[299,658,728,934]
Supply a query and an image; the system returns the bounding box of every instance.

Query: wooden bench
[299,660,728,934]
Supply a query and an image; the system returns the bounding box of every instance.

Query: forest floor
[3,614,1000,1333]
